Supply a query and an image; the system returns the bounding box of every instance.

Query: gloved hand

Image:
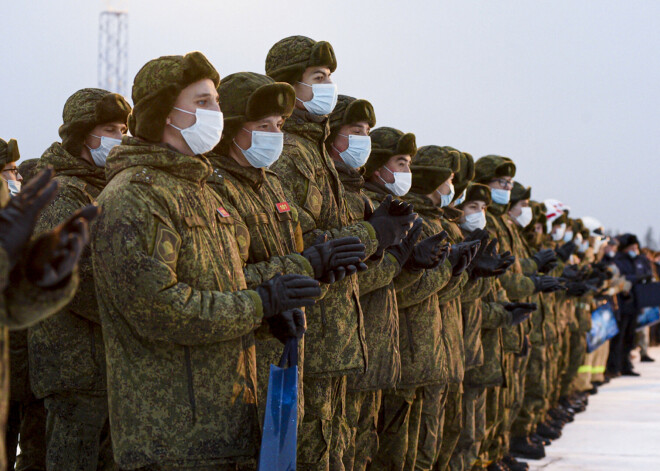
[530,275,565,293]
[448,240,481,276]
[406,229,449,272]
[26,204,99,288]
[0,168,58,270]
[564,281,591,297]
[266,308,307,345]
[469,238,512,278]
[504,302,537,325]
[498,250,517,272]
[532,248,558,273]
[387,219,423,269]
[302,234,366,283]
[555,241,577,262]
[256,274,321,320]
[365,194,418,253]
[561,264,581,281]
[516,335,531,358]
[463,228,490,245]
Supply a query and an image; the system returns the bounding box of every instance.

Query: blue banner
[636,306,660,331]
[587,302,619,353]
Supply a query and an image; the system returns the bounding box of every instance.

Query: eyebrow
[194,92,215,99]
[396,156,411,163]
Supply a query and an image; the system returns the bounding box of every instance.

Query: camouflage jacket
[371,187,453,388]
[335,162,419,391]
[1,181,78,470]
[92,137,264,468]
[29,142,107,397]
[270,109,379,377]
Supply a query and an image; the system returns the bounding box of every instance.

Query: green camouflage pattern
[17,158,41,183]
[270,107,379,377]
[29,142,107,398]
[265,36,337,84]
[92,137,264,468]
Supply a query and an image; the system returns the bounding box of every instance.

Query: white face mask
[169,107,224,155]
[461,210,487,231]
[437,182,455,208]
[87,134,122,167]
[336,134,371,168]
[578,240,590,254]
[563,230,574,243]
[454,189,466,206]
[296,82,338,116]
[552,223,567,242]
[515,206,533,228]
[491,188,511,205]
[378,165,411,196]
[5,179,21,196]
[234,129,283,168]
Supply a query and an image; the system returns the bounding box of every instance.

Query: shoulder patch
[304,183,322,220]
[153,222,181,270]
[276,201,290,213]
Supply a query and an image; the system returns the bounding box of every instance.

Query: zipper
[183,346,197,423]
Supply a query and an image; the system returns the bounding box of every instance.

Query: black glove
[469,238,512,278]
[365,194,418,253]
[561,264,581,281]
[530,275,565,293]
[504,302,537,325]
[0,168,58,270]
[387,219,423,268]
[266,308,307,345]
[406,229,449,272]
[516,335,531,358]
[564,281,591,297]
[26,204,99,288]
[498,250,517,272]
[532,248,558,273]
[448,240,481,276]
[555,241,577,262]
[302,234,366,282]
[256,274,321,320]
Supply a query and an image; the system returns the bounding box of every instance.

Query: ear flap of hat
[309,41,337,73]
[245,82,296,122]
[396,133,417,157]
[344,99,376,128]
[363,149,393,179]
[6,139,20,163]
[128,84,180,142]
[181,51,220,88]
[410,165,453,195]
[95,93,131,125]
[59,120,96,156]
[495,161,516,178]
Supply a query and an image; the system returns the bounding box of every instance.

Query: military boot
[502,454,530,471]
[537,421,561,440]
[510,436,546,460]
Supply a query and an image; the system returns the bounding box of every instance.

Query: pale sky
[2,0,659,241]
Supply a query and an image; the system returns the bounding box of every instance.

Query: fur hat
[458,183,492,208]
[364,127,416,178]
[510,181,532,206]
[266,36,337,84]
[129,51,219,142]
[217,72,295,147]
[617,233,640,251]
[474,155,516,184]
[0,138,20,167]
[58,88,131,156]
[453,150,475,198]
[327,95,376,149]
[410,145,460,195]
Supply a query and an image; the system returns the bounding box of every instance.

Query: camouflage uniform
[0,178,79,471]
[267,87,378,471]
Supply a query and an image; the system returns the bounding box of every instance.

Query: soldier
[207,73,367,429]
[91,51,321,470]
[27,88,131,471]
[1,165,96,470]
[326,98,447,471]
[1,139,22,197]
[265,37,417,471]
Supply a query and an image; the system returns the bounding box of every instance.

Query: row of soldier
[0,35,630,471]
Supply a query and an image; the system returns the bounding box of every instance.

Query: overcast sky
[2,0,659,241]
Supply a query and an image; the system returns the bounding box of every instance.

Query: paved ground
[526,346,660,471]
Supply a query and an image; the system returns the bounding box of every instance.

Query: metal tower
[98,1,129,97]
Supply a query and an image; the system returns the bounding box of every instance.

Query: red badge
[217,207,230,218]
[276,202,291,213]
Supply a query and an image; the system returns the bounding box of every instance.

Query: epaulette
[130,167,154,185]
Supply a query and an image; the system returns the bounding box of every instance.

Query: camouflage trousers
[434,385,462,471]
[128,464,255,471]
[553,328,571,404]
[511,344,548,438]
[480,385,504,465]
[371,386,417,471]
[444,385,485,471]
[340,389,381,471]
[43,391,111,471]
[299,375,346,471]
[560,327,587,399]
[6,397,46,470]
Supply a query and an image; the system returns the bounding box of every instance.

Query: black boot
[641,354,655,362]
[503,454,530,471]
[531,432,551,446]
[537,421,562,439]
[487,460,510,471]
[510,436,546,460]
[621,369,640,376]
